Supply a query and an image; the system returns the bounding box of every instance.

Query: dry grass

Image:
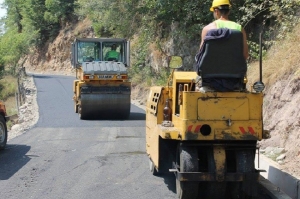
[247,23,300,86]
[4,96,18,116]
[4,96,18,129]
[0,75,17,99]
[0,75,18,116]
[73,18,92,37]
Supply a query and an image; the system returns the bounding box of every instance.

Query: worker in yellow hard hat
[200,0,249,60]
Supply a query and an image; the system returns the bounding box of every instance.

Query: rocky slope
[20,18,94,76]
[247,24,300,178]
[13,19,300,179]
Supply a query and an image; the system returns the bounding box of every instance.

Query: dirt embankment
[17,19,300,178]
[21,18,93,76]
[248,24,300,178]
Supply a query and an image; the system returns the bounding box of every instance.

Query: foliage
[0,28,31,75]
[0,0,298,84]
[154,67,171,86]
[247,41,267,61]
[0,0,77,75]
[128,32,153,86]
[75,0,141,38]
[75,0,208,39]
[234,0,300,59]
[128,30,171,86]
[44,0,76,24]
[75,0,300,67]
[129,63,170,87]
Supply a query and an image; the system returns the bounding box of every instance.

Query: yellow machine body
[146,67,269,198]
[148,29,269,198]
[146,71,263,165]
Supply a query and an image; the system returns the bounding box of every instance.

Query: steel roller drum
[79,93,131,119]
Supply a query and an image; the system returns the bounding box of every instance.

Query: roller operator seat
[197,28,247,91]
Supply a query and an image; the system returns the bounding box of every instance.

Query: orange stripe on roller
[239,127,246,134]
[248,127,255,135]
[194,125,202,133]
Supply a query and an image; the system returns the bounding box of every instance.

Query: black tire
[176,145,199,199]
[0,115,7,150]
[230,149,256,199]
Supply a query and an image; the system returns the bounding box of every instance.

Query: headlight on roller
[253,81,265,93]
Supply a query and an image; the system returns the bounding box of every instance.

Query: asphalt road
[0,74,176,199]
[0,74,281,199]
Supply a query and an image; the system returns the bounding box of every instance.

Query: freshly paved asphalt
[0,74,176,199]
[0,74,282,199]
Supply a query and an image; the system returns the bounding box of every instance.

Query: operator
[105,44,120,61]
[200,0,249,60]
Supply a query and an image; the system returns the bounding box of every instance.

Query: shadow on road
[128,112,146,120]
[0,144,31,180]
[32,74,73,79]
[31,74,54,79]
[80,112,146,121]
[155,172,177,194]
[163,173,177,193]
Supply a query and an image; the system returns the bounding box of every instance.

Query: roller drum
[80,93,130,119]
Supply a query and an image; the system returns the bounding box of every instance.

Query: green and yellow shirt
[215,20,242,31]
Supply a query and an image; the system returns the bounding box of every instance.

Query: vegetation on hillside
[0,0,298,89]
[0,0,76,77]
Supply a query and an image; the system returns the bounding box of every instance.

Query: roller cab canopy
[71,38,130,69]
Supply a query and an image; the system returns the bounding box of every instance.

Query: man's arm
[200,26,209,49]
[200,23,216,49]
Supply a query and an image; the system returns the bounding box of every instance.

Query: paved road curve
[0,74,176,199]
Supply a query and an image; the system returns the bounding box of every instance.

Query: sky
[0,0,6,18]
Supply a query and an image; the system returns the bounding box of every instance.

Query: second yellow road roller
[71,38,131,119]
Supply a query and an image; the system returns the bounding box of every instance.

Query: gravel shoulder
[8,74,39,141]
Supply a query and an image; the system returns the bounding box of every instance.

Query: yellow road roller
[71,38,131,119]
[146,30,270,198]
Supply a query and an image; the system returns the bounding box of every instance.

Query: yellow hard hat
[210,0,231,12]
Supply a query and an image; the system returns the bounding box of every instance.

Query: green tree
[44,0,77,25]
[76,0,142,38]
[0,28,30,75]
[0,0,77,74]
[3,0,24,33]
